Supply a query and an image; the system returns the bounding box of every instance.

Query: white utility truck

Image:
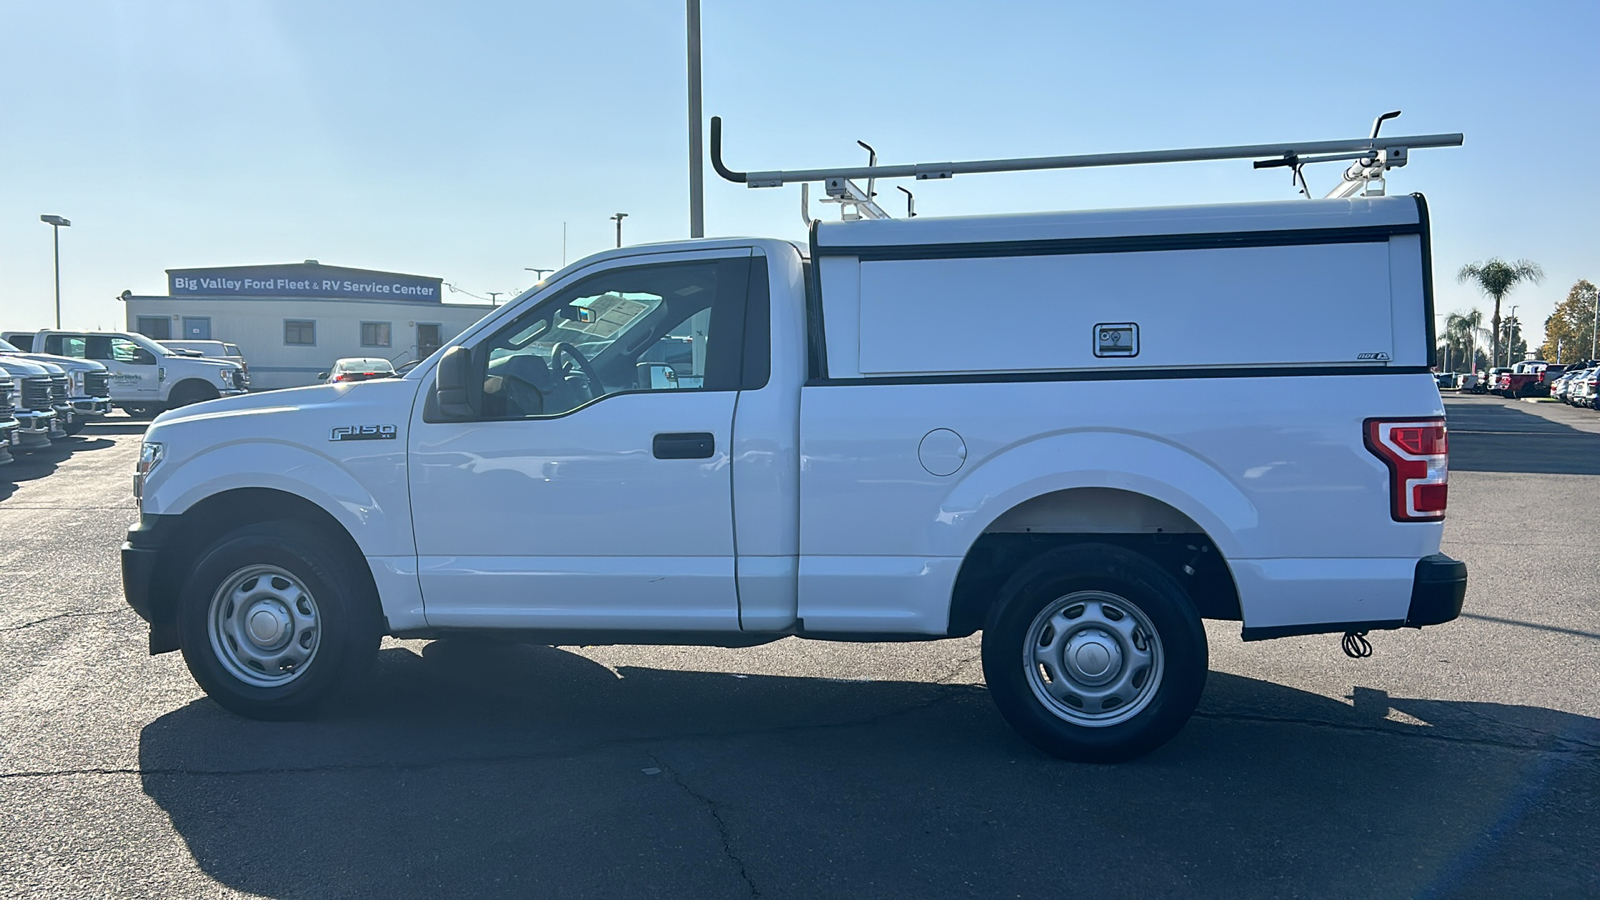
[122,116,1467,761]
[3,329,246,418]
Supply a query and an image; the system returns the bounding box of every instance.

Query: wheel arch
[143,487,381,653]
[946,485,1244,637]
[166,377,220,404]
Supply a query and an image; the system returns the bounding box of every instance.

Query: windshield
[0,339,18,353]
[122,333,173,356]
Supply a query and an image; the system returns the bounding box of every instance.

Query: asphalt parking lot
[1,397,1596,899]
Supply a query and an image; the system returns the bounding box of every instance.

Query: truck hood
[0,351,106,374]
[150,378,420,428]
[0,357,61,377]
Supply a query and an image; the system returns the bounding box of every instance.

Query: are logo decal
[330,424,398,442]
[1357,352,1392,361]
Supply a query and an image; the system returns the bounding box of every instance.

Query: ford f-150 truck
[121,194,1466,761]
[3,329,245,418]
[0,366,20,465]
[0,337,111,434]
[0,357,62,449]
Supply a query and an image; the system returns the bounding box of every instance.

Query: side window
[58,337,88,358]
[285,320,316,346]
[475,257,750,419]
[110,338,155,365]
[360,322,391,347]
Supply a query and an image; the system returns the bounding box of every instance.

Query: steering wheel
[550,342,602,400]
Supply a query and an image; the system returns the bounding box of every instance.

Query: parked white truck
[122,186,1467,760]
[2,329,245,418]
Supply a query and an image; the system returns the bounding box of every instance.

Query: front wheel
[982,544,1207,762]
[177,521,381,719]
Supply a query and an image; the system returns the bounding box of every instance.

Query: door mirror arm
[435,345,478,419]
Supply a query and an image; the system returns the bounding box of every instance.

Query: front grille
[0,377,14,417]
[49,374,68,404]
[21,376,51,411]
[84,371,109,397]
[231,369,246,389]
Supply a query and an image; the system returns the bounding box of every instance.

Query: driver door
[407,248,755,632]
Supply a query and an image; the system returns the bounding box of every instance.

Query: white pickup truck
[3,329,246,417]
[121,194,1466,761]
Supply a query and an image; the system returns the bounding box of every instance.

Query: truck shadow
[1445,400,1600,475]
[138,643,1600,899]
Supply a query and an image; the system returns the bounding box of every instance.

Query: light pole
[40,215,70,328]
[611,212,629,248]
[687,0,704,239]
[487,292,503,306]
[1592,291,1598,360]
[525,267,555,284]
[1507,305,1518,365]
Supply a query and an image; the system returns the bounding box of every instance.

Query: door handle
[653,432,715,460]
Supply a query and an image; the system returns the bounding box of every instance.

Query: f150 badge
[330,425,397,442]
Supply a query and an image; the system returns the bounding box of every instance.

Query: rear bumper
[1241,554,1467,641]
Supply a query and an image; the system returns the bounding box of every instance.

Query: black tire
[62,417,86,436]
[167,380,220,408]
[120,404,164,420]
[981,543,1207,763]
[177,520,381,720]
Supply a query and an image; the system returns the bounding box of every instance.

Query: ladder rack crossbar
[710,116,1462,188]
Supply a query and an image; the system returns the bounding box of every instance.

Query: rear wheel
[982,544,1207,762]
[177,521,381,719]
[62,417,85,436]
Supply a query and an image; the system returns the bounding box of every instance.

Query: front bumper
[121,514,180,653]
[14,410,56,448]
[70,396,111,418]
[1241,553,1467,641]
[0,421,16,464]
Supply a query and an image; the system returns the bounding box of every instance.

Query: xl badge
[1093,323,1139,358]
[330,424,397,442]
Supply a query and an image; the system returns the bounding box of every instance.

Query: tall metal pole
[612,212,628,248]
[1593,290,1598,360]
[687,0,704,238]
[52,225,61,329]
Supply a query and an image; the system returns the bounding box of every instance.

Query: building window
[360,321,392,348]
[284,320,316,346]
[136,317,172,340]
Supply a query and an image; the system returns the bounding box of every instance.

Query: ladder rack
[709,114,1463,218]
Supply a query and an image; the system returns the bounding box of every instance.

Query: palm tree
[1458,258,1543,367]
[1444,309,1489,372]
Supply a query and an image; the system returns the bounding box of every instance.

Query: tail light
[1365,417,1448,522]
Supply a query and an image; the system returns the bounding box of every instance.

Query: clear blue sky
[2,1,1595,351]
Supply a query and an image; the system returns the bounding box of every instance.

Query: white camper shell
[122,188,1464,762]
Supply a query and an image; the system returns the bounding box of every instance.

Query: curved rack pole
[709,115,1462,189]
[709,116,746,183]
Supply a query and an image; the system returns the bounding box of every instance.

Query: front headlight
[71,370,85,394]
[217,368,232,384]
[134,441,164,501]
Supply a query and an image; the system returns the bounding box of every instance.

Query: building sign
[167,263,443,302]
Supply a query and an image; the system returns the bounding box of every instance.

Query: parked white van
[121,189,1466,761]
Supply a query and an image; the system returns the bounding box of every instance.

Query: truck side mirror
[316,372,328,381]
[636,362,679,390]
[435,346,476,418]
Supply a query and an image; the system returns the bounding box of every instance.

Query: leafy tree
[1499,317,1529,362]
[1541,280,1598,363]
[1458,258,1544,367]
[1440,309,1489,372]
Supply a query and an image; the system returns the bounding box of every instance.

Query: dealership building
[125,261,496,390]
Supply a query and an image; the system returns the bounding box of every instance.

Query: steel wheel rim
[208,564,321,688]
[1023,590,1164,727]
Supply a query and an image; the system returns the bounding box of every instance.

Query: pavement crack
[0,610,120,633]
[651,754,760,897]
